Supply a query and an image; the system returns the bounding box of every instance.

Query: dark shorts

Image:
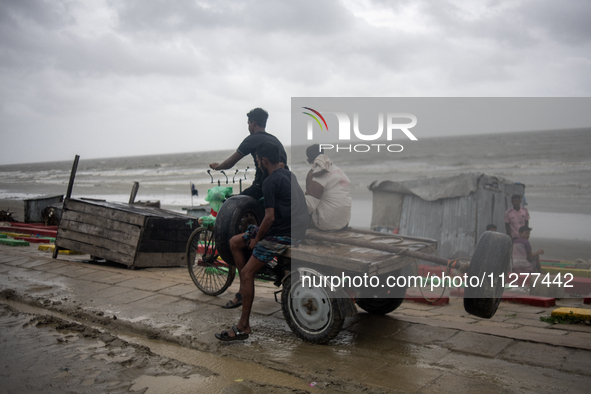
[242,225,291,263]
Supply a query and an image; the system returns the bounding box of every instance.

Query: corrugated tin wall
[399,194,477,259]
[371,174,525,260]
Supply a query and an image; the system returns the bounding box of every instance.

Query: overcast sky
[1,0,590,165]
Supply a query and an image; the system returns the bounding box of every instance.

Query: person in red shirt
[505,194,529,239]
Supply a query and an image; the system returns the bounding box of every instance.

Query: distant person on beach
[505,194,529,239]
[215,143,308,341]
[304,144,352,231]
[511,226,543,274]
[209,107,287,200]
[486,224,497,232]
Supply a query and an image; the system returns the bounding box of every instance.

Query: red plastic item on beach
[0,226,56,238]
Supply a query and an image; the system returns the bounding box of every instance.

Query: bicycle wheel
[186,227,236,296]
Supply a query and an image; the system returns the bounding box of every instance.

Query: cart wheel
[356,298,405,315]
[215,195,265,265]
[464,231,512,318]
[281,271,344,344]
[356,270,408,315]
[187,227,235,296]
[356,285,407,315]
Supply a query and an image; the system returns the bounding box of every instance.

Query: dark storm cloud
[0,0,207,77]
[0,0,590,164]
[0,0,74,28]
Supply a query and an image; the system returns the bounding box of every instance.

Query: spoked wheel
[186,227,236,296]
[281,270,344,344]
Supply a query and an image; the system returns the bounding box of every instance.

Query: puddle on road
[131,374,216,394]
[120,332,313,393]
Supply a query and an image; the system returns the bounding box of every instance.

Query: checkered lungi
[242,224,291,263]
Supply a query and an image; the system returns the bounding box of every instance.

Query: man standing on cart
[215,143,308,341]
[209,107,288,200]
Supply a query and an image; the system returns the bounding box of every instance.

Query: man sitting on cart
[215,142,308,341]
[305,144,352,231]
[209,107,288,200]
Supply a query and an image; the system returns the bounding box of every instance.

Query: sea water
[1,129,590,244]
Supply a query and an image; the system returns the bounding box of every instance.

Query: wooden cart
[186,196,512,344]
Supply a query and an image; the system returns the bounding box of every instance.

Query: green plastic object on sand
[0,238,29,247]
[205,186,233,214]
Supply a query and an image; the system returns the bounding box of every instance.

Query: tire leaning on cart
[214,195,265,265]
[463,231,513,319]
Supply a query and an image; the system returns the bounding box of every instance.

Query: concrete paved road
[1,244,590,393]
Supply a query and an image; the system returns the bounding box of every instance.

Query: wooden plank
[289,229,439,275]
[291,248,370,273]
[59,219,140,247]
[129,181,139,204]
[62,210,142,237]
[70,198,192,219]
[55,238,134,266]
[347,228,438,246]
[65,199,146,226]
[57,228,137,256]
[372,257,413,276]
[134,252,186,268]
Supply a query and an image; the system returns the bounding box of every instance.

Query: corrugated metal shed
[369,173,525,259]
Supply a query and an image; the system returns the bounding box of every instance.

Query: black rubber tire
[356,295,405,315]
[281,273,344,344]
[214,195,264,265]
[464,231,512,319]
[355,270,408,315]
[187,227,236,296]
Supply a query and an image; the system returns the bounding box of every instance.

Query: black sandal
[215,325,249,341]
[222,292,242,309]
